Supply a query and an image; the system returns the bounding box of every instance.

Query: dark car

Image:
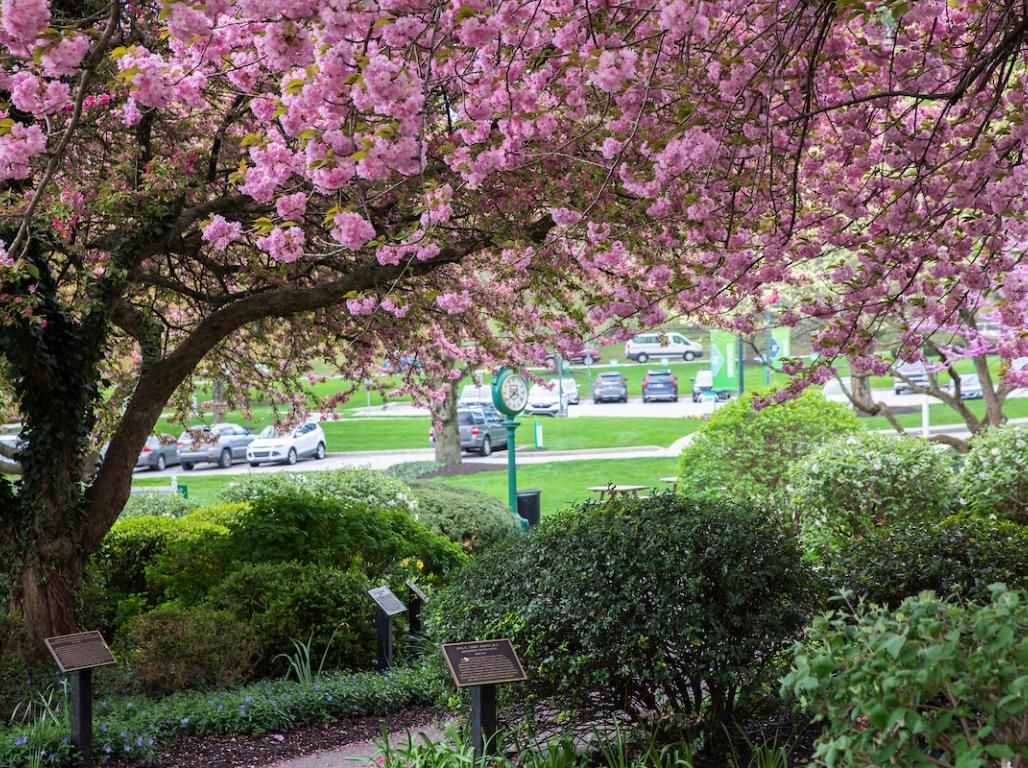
[642,370,679,402]
[593,372,628,403]
[176,423,255,470]
[546,347,601,368]
[135,434,179,471]
[458,407,508,456]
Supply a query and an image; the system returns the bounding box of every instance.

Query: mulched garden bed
[105,706,441,768]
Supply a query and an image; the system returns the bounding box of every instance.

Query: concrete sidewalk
[269,724,449,768]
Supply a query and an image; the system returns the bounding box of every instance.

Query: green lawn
[860,395,1028,430]
[131,474,236,507]
[435,457,681,518]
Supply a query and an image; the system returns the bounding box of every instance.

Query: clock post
[491,368,528,515]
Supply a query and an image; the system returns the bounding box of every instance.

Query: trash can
[516,489,542,528]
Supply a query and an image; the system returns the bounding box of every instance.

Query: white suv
[625,333,703,363]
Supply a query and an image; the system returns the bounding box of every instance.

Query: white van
[625,332,703,363]
[458,383,492,406]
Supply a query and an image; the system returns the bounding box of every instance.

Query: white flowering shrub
[959,425,1028,525]
[787,432,956,551]
[219,467,418,514]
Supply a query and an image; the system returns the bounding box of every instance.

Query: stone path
[268,724,449,768]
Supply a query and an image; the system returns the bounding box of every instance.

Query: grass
[434,456,681,518]
[131,474,235,507]
[860,395,1028,430]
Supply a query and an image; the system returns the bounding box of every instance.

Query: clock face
[500,374,528,413]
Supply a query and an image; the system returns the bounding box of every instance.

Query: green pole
[505,419,519,513]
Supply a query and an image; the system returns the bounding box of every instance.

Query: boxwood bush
[783,587,1027,768]
[119,604,260,693]
[959,424,1028,524]
[678,389,860,504]
[429,494,815,743]
[788,432,956,550]
[409,481,520,554]
[204,561,377,677]
[220,468,418,514]
[828,514,1028,607]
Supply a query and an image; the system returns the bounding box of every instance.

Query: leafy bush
[221,485,466,580]
[0,613,29,662]
[120,604,260,692]
[678,390,860,504]
[85,515,233,633]
[0,665,436,766]
[119,491,198,519]
[385,461,440,482]
[184,502,248,526]
[788,432,956,549]
[829,514,1028,607]
[960,424,1028,524]
[429,494,815,742]
[220,468,418,514]
[409,481,520,553]
[204,561,377,676]
[783,587,1028,768]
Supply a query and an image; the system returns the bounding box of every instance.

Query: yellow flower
[401,558,410,567]
[416,559,424,570]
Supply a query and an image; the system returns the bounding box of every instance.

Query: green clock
[492,368,528,417]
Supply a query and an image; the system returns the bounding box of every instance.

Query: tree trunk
[849,373,874,415]
[434,381,462,467]
[17,549,85,657]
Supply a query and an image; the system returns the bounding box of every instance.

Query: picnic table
[586,485,649,502]
[660,476,680,493]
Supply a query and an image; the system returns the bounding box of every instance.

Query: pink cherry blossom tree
[0,0,1025,652]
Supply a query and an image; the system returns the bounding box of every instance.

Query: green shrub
[829,514,1028,607]
[429,494,815,742]
[409,481,520,553]
[678,390,859,504]
[0,613,29,662]
[222,485,466,580]
[783,587,1028,768]
[119,491,198,519]
[204,562,377,676]
[184,502,248,526]
[960,424,1028,524]
[220,468,418,514]
[120,604,260,692]
[385,461,440,482]
[788,432,956,549]
[144,518,235,606]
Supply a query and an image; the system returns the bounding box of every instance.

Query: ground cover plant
[429,494,815,749]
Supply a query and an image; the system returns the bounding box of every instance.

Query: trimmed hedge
[429,494,815,742]
[409,481,520,553]
[960,424,1028,524]
[678,389,860,504]
[829,514,1028,607]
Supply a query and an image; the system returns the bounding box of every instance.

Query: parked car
[892,362,932,394]
[135,434,179,471]
[593,372,628,403]
[625,333,703,363]
[176,423,255,470]
[691,370,732,402]
[0,431,23,471]
[525,383,569,416]
[642,370,679,402]
[546,347,601,367]
[551,377,579,405]
[458,407,508,456]
[247,421,327,466]
[951,373,983,400]
[458,383,493,406]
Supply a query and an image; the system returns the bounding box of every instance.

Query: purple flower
[325,695,333,702]
[147,738,154,746]
[103,745,112,754]
[244,695,252,703]
[239,704,247,713]
[124,744,131,752]
[181,717,189,726]
[14,736,28,746]
[137,736,144,746]
[100,723,107,732]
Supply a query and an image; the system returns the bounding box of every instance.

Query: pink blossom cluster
[201,216,243,252]
[331,212,375,251]
[257,227,306,263]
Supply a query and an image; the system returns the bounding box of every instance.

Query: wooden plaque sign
[45,631,116,673]
[442,639,527,688]
[405,579,428,602]
[367,586,407,616]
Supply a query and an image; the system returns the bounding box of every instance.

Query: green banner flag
[770,326,791,360]
[709,330,737,391]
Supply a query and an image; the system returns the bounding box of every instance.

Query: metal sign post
[442,639,527,759]
[44,631,117,768]
[405,580,428,635]
[367,586,406,670]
